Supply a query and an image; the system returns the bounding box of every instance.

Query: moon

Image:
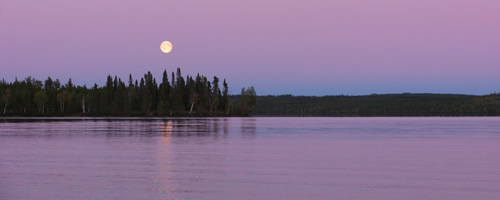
[160,41,173,54]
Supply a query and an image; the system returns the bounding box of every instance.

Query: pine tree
[211,76,221,113]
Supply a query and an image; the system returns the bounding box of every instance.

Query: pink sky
[1,0,499,95]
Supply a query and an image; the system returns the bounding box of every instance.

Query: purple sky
[1,0,499,95]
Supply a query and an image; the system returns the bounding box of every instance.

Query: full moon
[160,41,173,54]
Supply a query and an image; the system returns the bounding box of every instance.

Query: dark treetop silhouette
[0,68,256,116]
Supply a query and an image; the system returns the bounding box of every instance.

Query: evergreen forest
[0,68,257,116]
[253,93,500,116]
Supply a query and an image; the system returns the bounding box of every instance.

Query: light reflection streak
[157,120,175,194]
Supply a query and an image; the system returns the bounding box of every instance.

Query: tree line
[0,68,257,116]
[253,93,500,116]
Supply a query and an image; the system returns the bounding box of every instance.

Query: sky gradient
[1,0,499,95]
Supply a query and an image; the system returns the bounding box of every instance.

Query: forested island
[252,93,500,116]
[0,68,256,116]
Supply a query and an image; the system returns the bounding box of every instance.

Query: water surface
[1,117,499,199]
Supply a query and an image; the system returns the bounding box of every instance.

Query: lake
[1,117,499,200]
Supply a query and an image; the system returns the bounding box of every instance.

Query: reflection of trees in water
[241,118,257,137]
[95,119,231,138]
[102,120,159,136]
[161,119,229,138]
[223,118,229,135]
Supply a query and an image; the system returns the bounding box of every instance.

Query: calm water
[1,117,499,200]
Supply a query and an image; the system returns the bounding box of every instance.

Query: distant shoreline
[252,93,500,117]
[2,116,500,122]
